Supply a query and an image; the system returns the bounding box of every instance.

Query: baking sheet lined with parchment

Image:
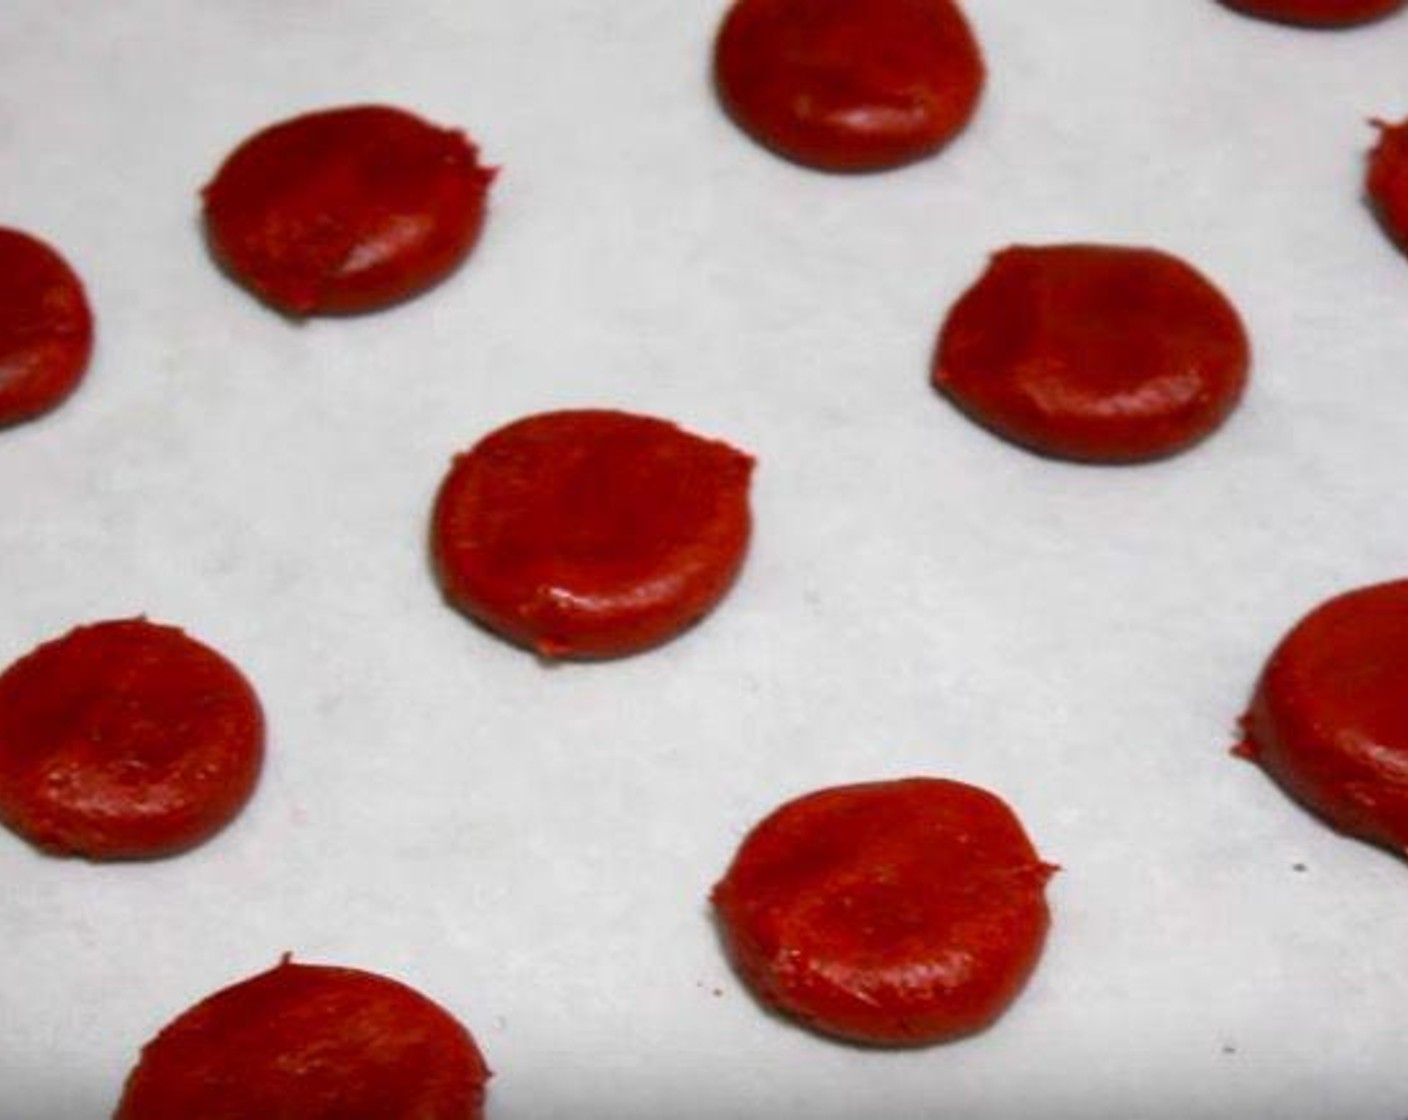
[4,2,1408,1117]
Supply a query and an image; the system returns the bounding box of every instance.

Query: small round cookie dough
[115,959,490,1120]
[1218,0,1405,26]
[0,227,93,426]
[203,104,495,316]
[0,618,263,859]
[432,409,754,659]
[1238,580,1408,855]
[713,0,985,172]
[933,244,1250,463]
[712,777,1055,1045]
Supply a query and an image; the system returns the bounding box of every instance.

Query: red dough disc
[432,409,754,659]
[713,0,985,172]
[1238,580,1408,855]
[933,244,1250,463]
[0,227,93,426]
[1368,117,1408,255]
[0,619,263,859]
[116,959,490,1120]
[202,105,495,316]
[1219,0,1405,26]
[712,778,1055,1045]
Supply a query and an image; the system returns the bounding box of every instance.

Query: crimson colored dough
[713,0,985,172]
[712,778,1055,1045]
[1219,0,1405,26]
[0,227,93,426]
[934,244,1250,463]
[432,409,754,659]
[115,959,490,1120]
[1368,117,1408,256]
[1238,580,1408,855]
[0,619,263,859]
[202,105,495,316]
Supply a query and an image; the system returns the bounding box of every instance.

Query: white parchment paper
[4,2,1408,1117]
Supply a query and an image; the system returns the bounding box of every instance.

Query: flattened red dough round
[202,105,495,316]
[934,244,1250,463]
[432,409,754,659]
[1238,580,1408,855]
[116,959,490,1120]
[0,619,263,859]
[1368,117,1408,255]
[1219,0,1405,26]
[714,0,985,172]
[712,778,1055,1045]
[0,227,93,426]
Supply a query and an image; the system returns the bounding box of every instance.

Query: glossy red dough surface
[1219,0,1405,26]
[433,410,754,659]
[934,244,1250,463]
[1238,580,1408,856]
[1367,118,1408,255]
[712,778,1055,1045]
[203,105,495,316]
[714,0,985,172]
[0,619,263,860]
[0,227,93,426]
[116,959,490,1120]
